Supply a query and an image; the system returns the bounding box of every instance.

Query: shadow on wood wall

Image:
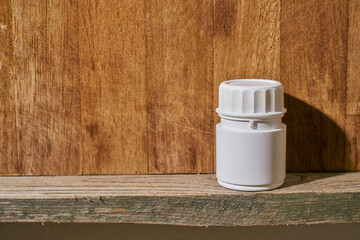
[284,94,348,172]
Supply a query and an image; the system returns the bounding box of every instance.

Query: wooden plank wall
[79,0,148,174]
[0,0,358,175]
[346,0,360,171]
[146,1,214,173]
[281,0,348,171]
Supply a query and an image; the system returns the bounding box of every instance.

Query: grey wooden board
[0,173,359,226]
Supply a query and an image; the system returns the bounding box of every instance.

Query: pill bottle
[216,79,286,191]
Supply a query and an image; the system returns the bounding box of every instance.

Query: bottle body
[215,79,287,191]
[216,117,286,191]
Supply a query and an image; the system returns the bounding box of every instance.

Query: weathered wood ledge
[0,173,359,226]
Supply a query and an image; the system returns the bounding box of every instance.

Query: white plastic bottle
[216,79,286,191]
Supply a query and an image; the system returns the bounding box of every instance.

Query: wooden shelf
[0,173,359,226]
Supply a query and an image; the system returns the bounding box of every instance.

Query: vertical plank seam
[345,0,350,170]
[14,0,19,174]
[212,0,216,173]
[45,0,49,174]
[79,1,83,175]
[144,0,150,174]
[77,0,83,175]
[9,0,20,175]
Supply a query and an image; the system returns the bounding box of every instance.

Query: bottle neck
[220,116,282,130]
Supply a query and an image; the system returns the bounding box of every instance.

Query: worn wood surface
[346,0,360,171]
[0,0,17,175]
[0,0,359,175]
[11,0,82,175]
[146,0,214,173]
[214,0,280,82]
[347,0,360,115]
[281,0,348,171]
[0,173,359,226]
[79,0,147,174]
[346,116,360,170]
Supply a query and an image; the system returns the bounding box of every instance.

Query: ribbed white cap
[216,79,286,118]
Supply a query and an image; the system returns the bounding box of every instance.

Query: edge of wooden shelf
[0,173,359,226]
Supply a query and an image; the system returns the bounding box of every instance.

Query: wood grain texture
[214,0,280,83]
[79,0,147,174]
[0,173,359,226]
[345,116,360,170]
[0,0,17,175]
[281,0,348,171]
[146,0,214,173]
[347,0,360,115]
[345,0,360,170]
[11,0,82,175]
[0,0,359,175]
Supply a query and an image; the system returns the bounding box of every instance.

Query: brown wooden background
[0,0,359,175]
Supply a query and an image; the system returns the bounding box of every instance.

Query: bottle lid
[216,79,286,119]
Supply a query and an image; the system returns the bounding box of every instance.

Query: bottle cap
[216,79,286,118]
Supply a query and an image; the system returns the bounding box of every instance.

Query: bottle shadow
[279,172,343,189]
[279,94,350,188]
